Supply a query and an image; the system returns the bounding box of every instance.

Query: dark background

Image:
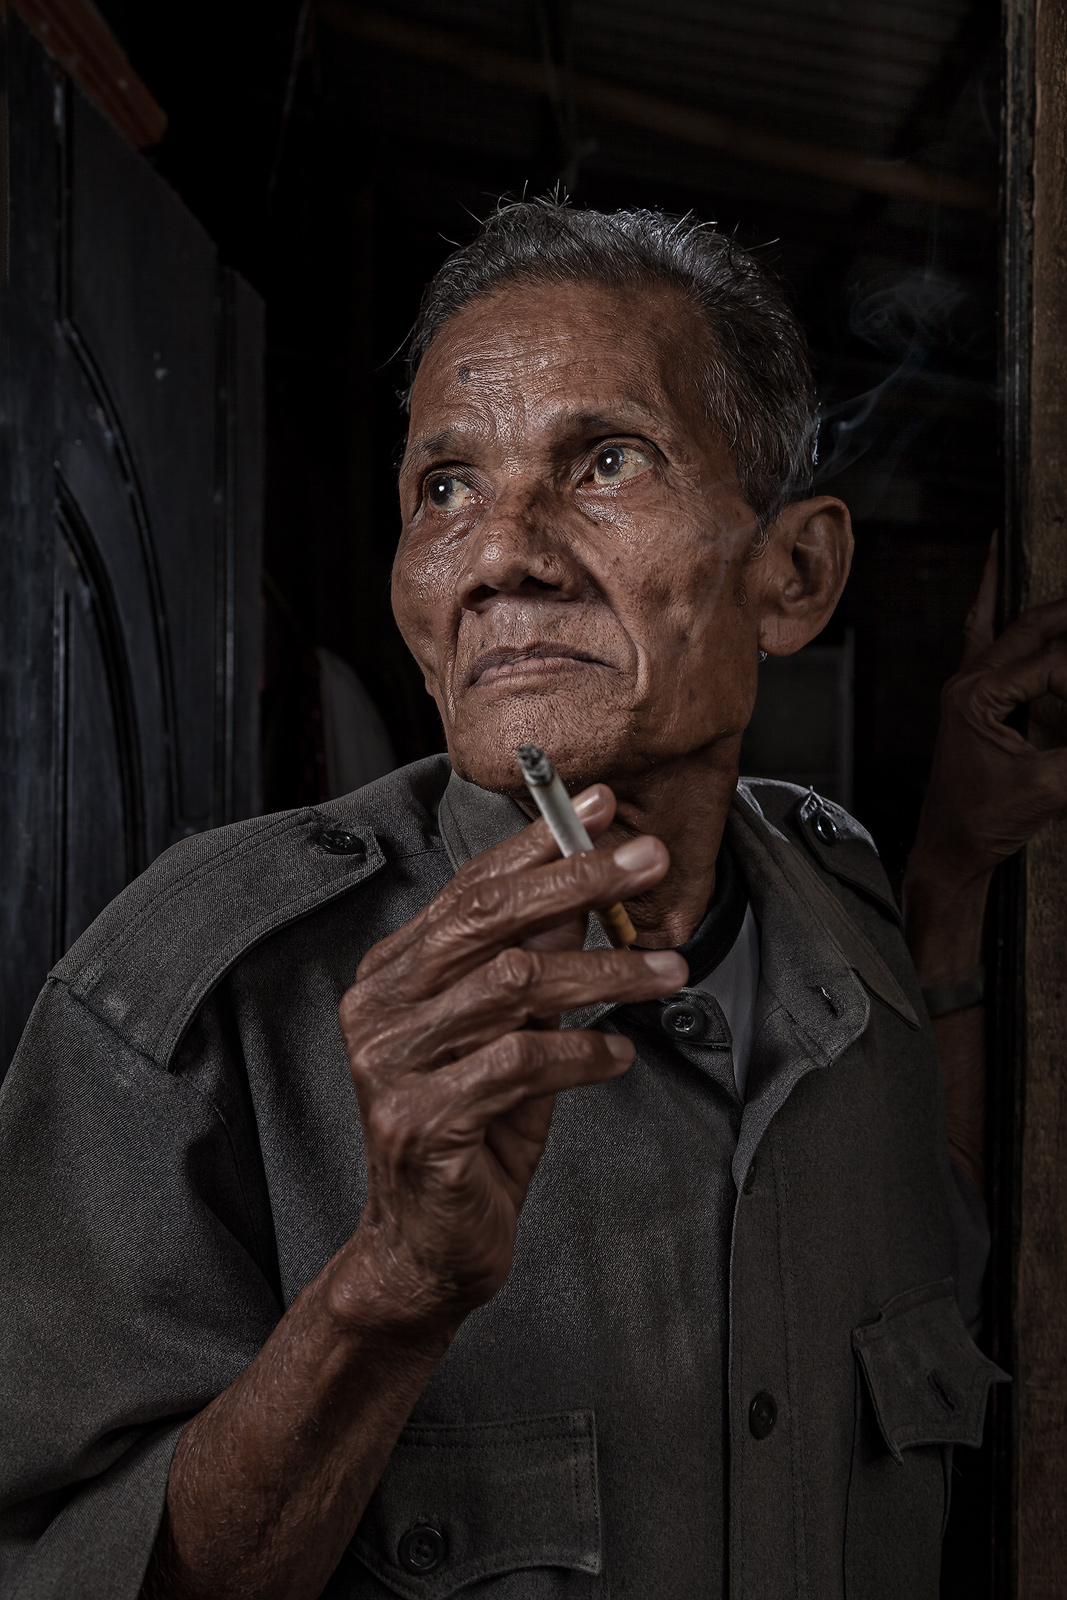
[96,0,1001,891]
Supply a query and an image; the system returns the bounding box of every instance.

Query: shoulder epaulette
[738,777,901,926]
[52,755,452,1069]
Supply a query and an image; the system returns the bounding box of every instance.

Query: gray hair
[404,197,818,526]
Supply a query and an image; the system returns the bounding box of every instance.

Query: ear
[755,496,853,657]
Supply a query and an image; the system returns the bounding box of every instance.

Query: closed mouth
[468,644,609,687]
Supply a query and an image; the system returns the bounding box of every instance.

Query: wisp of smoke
[814,267,966,487]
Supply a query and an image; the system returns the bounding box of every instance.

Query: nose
[458,487,586,613]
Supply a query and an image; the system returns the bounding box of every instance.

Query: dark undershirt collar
[672,842,748,986]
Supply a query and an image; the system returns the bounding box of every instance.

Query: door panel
[65,88,219,834]
[0,12,263,1075]
[53,512,136,960]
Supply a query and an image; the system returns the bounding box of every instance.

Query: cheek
[622,528,755,738]
[392,537,456,664]
[638,537,742,660]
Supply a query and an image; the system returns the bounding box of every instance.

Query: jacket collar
[438,769,529,868]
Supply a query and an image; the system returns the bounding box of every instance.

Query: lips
[468,643,608,686]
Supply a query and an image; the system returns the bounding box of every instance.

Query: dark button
[812,810,839,846]
[661,999,706,1041]
[742,1157,758,1195]
[318,827,365,858]
[398,1523,446,1574]
[749,1391,778,1440]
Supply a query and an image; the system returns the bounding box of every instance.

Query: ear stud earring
[758,649,769,662]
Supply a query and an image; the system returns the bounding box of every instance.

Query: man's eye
[425,473,475,510]
[592,445,651,485]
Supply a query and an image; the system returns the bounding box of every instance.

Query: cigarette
[516,745,637,949]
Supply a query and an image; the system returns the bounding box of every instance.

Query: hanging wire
[536,0,596,192]
[268,0,312,200]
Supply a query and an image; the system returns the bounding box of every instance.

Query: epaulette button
[813,811,839,846]
[318,827,365,858]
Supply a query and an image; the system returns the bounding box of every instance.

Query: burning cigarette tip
[516,743,554,787]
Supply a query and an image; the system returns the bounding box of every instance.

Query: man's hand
[907,540,1067,891]
[904,539,1067,1194]
[331,785,685,1326]
[143,786,686,1600]
[334,784,686,1328]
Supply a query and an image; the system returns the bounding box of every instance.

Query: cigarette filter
[516,744,637,949]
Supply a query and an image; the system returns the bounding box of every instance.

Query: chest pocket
[844,1280,1007,1600]
[345,1411,602,1599]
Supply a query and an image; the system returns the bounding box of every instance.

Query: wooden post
[1002,0,1067,1592]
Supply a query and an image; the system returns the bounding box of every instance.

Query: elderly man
[3,201,1066,1600]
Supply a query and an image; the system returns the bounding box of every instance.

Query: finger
[357,784,617,980]
[410,1028,636,1136]
[362,1029,632,1169]
[965,647,1067,725]
[421,945,685,1063]
[409,835,668,996]
[345,946,687,1079]
[976,595,1067,670]
[961,531,997,667]
[360,835,670,1002]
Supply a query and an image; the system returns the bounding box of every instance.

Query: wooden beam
[9,0,166,148]
[318,2,997,216]
[1011,0,1067,1588]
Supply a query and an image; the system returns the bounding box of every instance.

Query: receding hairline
[406,274,723,421]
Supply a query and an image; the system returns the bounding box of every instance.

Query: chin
[447,696,647,796]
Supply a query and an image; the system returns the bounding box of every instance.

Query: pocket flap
[852,1279,1008,1463]
[353,1410,601,1599]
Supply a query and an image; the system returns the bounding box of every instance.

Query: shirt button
[813,810,839,845]
[398,1523,446,1574]
[661,999,706,1041]
[318,827,365,858]
[749,1391,778,1440]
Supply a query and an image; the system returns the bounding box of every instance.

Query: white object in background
[315,646,396,798]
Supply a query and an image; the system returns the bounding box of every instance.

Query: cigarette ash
[516,743,554,787]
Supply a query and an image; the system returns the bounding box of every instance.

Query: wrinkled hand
[910,539,1067,889]
[335,786,686,1330]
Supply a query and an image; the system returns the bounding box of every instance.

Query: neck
[599,740,740,949]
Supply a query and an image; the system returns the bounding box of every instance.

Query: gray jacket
[0,757,1003,1600]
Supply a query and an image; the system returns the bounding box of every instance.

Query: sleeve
[0,979,283,1600]
[948,1159,991,1340]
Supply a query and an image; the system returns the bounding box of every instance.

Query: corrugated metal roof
[320,0,995,220]
[364,0,976,153]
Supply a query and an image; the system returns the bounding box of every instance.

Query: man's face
[393,279,768,794]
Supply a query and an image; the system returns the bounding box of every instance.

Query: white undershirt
[693,903,761,1099]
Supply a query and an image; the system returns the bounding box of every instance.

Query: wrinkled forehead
[405,278,713,447]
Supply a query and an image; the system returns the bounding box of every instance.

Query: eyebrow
[404,402,678,473]
[564,405,665,433]
[403,430,469,471]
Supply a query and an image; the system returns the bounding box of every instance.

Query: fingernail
[574,787,604,818]
[642,950,687,981]
[604,1034,633,1061]
[613,836,659,872]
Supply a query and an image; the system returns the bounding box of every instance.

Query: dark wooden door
[0,13,263,1074]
